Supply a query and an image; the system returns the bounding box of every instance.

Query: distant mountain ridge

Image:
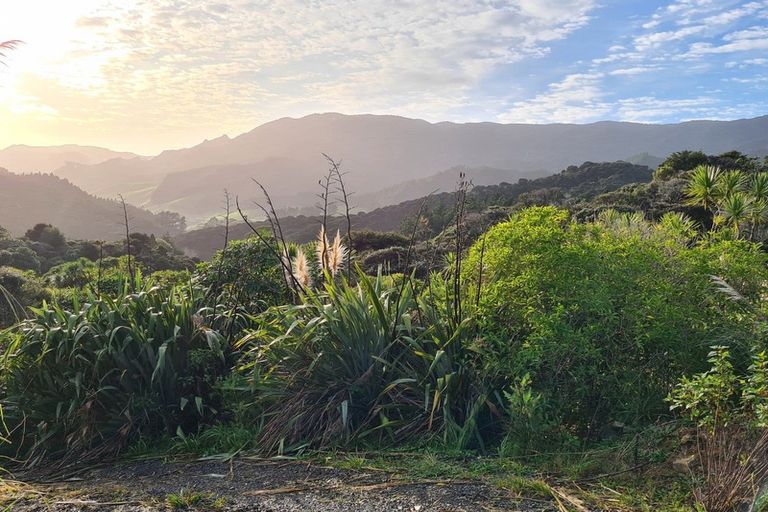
[174,160,653,259]
[0,144,141,173]
[0,168,182,240]
[7,113,768,225]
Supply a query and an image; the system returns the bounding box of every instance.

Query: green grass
[310,444,692,511]
[166,490,225,510]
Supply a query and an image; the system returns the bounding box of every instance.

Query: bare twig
[250,179,295,293]
[475,233,486,309]
[316,167,334,279]
[210,190,232,316]
[96,241,104,297]
[323,153,354,281]
[452,173,471,326]
[235,197,307,296]
[392,193,434,339]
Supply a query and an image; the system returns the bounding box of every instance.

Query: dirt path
[4,458,557,511]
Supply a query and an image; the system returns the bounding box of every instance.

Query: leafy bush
[196,237,285,312]
[44,257,96,288]
[0,266,48,326]
[0,283,229,465]
[237,271,488,453]
[463,206,767,439]
[669,347,768,512]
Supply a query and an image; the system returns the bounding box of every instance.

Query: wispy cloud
[502,0,768,125]
[0,0,598,151]
[1,0,767,151]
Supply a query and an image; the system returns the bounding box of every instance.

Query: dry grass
[692,426,768,512]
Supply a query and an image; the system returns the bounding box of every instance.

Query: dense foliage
[464,207,767,440]
[0,283,229,464]
[4,150,768,510]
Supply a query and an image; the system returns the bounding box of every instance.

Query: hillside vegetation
[4,149,768,511]
[0,168,185,240]
[29,113,768,222]
[175,160,652,259]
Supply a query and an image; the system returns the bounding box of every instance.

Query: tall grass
[236,269,493,453]
[0,281,230,466]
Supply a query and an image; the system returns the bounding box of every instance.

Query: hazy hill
[353,166,542,210]
[48,114,768,223]
[174,160,652,259]
[0,144,140,173]
[0,168,183,240]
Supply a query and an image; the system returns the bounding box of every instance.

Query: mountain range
[0,144,141,173]
[0,168,183,240]
[2,113,767,229]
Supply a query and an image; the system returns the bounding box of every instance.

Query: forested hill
[0,169,185,240]
[174,160,652,259]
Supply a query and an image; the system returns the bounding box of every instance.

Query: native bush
[236,270,490,453]
[669,347,768,512]
[196,237,285,312]
[0,266,48,326]
[463,206,768,440]
[0,282,229,465]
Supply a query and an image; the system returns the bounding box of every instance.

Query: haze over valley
[2,113,767,233]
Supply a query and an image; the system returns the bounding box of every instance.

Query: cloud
[634,25,706,51]
[500,73,610,123]
[504,0,768,126]
[3,0,600,151]
[3,0,768,150]
[609,66,658,76]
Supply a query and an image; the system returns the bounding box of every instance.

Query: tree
[155,210,187,235]
[196,237,285,312]
[685,165,722,211]
[716,191,751,235]
[716,170,747,199]
[24,223,65,248]
[655,150,709,180]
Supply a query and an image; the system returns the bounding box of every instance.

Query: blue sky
[1,0,767,153]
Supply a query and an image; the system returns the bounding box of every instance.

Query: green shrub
[196,237,285,312]
[44,258,96,288]
[0,266,48,326]
[0,283,228,465]
[669,347,768,512]
[463,206,767,439]
[237,270,488,453]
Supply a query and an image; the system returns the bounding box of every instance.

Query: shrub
[196,237,285,312]
[0,283,228,465]
[237,271,489,453]
[0,266,48,326]
[463,207,767,439]
[669,347,768,512]
[44,258,96,288]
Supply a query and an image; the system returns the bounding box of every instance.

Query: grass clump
[0,281,230,466]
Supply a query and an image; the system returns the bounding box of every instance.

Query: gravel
[7,458,557,511]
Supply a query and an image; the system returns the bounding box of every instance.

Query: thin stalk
[236,197,307,297]
[118,195,134,292]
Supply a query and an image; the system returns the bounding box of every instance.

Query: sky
[0,0,767,154]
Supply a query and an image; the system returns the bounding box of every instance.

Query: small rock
[673,454,696,473]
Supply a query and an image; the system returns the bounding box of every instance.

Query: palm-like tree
[717,191,752,236]
[717,170,748,199]
[685,165,722,211]
[745,173,768,239]
[748,197,768,240]
[0,40,21,64]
